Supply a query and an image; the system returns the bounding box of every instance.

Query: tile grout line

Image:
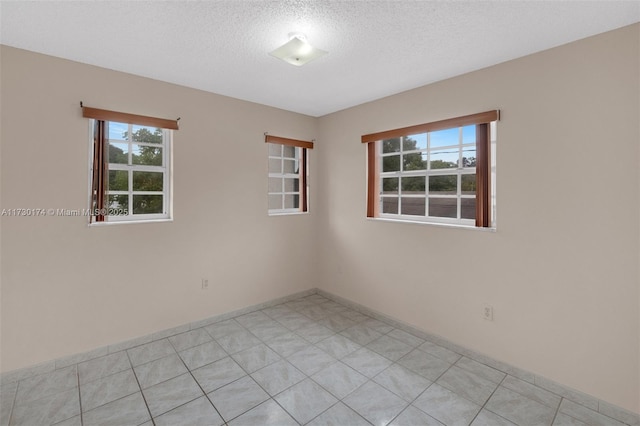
[225,317,305,425]
[285,296,441,425]
[125,349,156,426]
[398,359,457,424]
[550,397,564,425]
[198,315,309,425]
[216,342,274,424]
[244,300,366,425]
[169,336,227,426]
[270,393,305,426]
[250,318,323,425]
[76,368,84,426]
[6,381,18,426]
[469,373,508,425]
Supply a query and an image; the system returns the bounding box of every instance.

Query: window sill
[88,218,173,227]
[268,211,310,217]
[368,216,496,232]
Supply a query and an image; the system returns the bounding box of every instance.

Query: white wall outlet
[482,303,494,321]
[201,278,209,290]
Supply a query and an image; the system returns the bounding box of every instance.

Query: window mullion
[128,169,133,217]
[280,145,285,210]
[457,127,463,220]
[126,124,133,218]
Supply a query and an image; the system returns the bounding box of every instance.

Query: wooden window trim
[91,121,107,223]
[301,148,308,212]
[363,110,499,226]
[476,123,490,227]
[83,106,179,130]
[361,110,498,144]
[265,134,314,149]
[366,142,377,217]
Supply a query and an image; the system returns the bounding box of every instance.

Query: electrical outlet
[482,303,494,321]
[201,279,209,290]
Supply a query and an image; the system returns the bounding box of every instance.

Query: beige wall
[1,23,639,414]
[0,45,319,371]
[317,24,639,413]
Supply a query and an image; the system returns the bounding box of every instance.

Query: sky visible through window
[108,122,158,157]
[108,122,127,140]
[404,125,476,165]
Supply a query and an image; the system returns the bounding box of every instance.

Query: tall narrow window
[83,106,178,223]
[362,110,498,227]
[266,134,313,214]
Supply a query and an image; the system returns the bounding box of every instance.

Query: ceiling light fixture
[269,33,327,67]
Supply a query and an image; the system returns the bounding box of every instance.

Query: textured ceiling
[1,1,638,117]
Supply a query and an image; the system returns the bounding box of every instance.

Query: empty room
[1,1,639,425]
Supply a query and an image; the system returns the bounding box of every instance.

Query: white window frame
[378,126,480,226]
[363,111,499,228]
[268,143,308,215]
[89,119,173,224]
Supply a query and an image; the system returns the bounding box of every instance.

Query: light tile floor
[0,294,633,426]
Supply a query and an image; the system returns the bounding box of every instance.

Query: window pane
[429,175,457,194]
[268,194,282,210]
[401,197,425,216]
[405,133,427,150]
[268,143,281,156]
[131,125,163,144]
[461,198,476,219]
[268,177,282,193]
[403,152,427,171]
[108,170,128,191]
[284,194,299,209]
[429,198,457,218]
[133,171,163,191]
[133,195,163,214]
[283,159,297,174]
[382,177,398,194]
[283,145,296,158]
[430,149,458,169]
[269,158,281,173]
[461,174,476,195]
[284,178,299,192]
[109,143,129,164]
[107,122,128,141]
[382,155,400,172]
[461,147,477,167]
[381,197,398,214]
[462,125,476,144]
[382,138,400,153]
[132,145,162,166]
[108,194,128,211]
[430,128,459,148]
[401,176,425,194]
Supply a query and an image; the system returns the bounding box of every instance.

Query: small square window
[265,135,313,215]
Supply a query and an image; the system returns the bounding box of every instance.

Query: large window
[362,110,498,227]
[83,106,177,223]
[266,134,313,215]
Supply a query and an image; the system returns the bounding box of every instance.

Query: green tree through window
[108,126,165,215]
